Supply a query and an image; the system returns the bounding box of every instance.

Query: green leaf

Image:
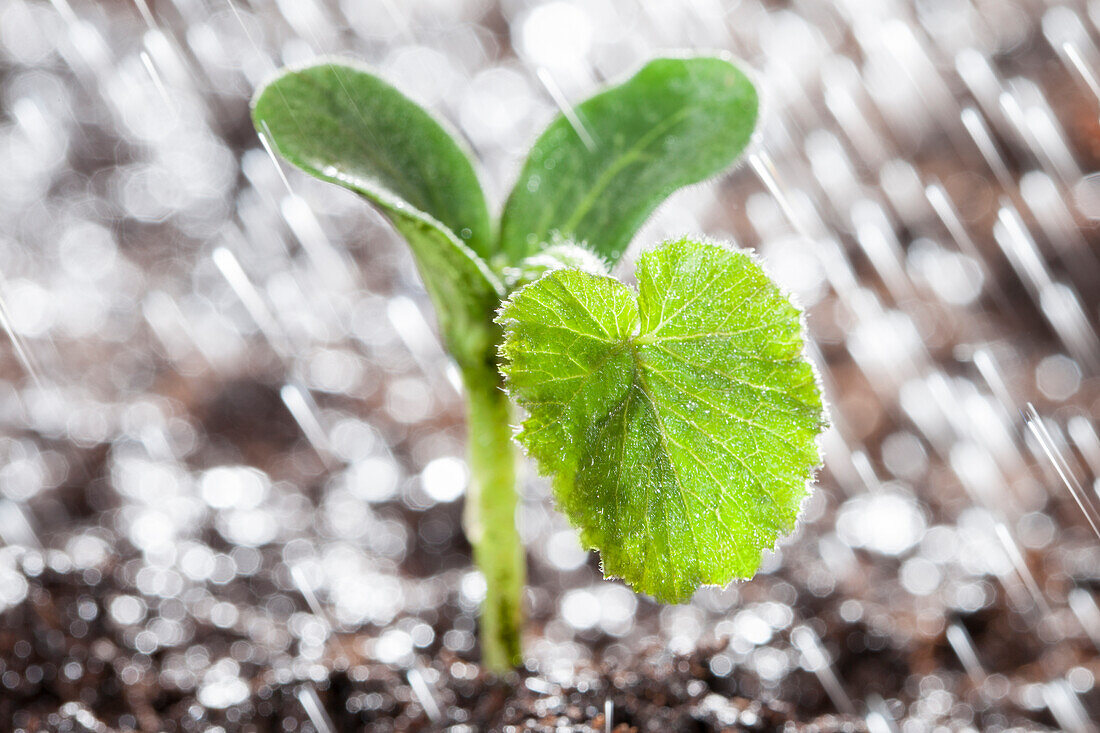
[498,57,759,267]
[497,238,824,602]
[253,61,492,257]
[252,61,502,367]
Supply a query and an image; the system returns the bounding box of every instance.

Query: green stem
[462,365,525,672]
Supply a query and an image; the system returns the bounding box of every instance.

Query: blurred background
[2,0,1100,730]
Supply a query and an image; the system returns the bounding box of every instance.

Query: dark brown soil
[0,564,868,733]
[5,551,1085,732]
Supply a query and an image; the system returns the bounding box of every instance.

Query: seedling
[252,56,825,672]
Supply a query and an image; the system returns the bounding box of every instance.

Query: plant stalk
[462,365,525,672]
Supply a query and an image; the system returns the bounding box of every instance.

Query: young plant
[252,56,826,672]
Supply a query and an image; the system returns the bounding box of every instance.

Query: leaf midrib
[630,350,701,582]
[559,107,695,235]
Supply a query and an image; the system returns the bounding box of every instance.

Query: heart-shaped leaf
[497,238,824,602]
[252,61,502,368]
[498,57,759,267]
